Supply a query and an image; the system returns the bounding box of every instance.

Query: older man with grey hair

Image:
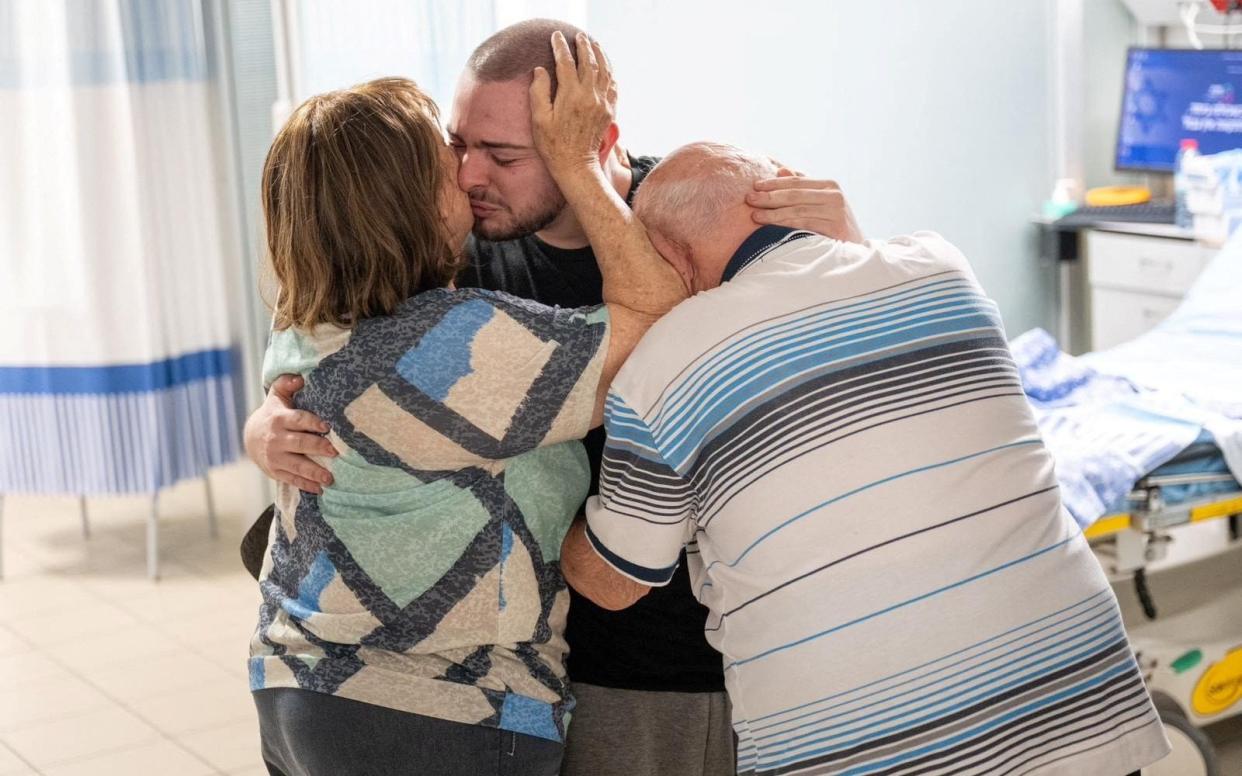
[560,141,1170,776]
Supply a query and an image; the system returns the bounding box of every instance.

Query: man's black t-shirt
[456,154,726,693]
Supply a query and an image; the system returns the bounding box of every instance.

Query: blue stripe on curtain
[0,0,209,88]
[0,361,243,495]
[0,348,234,396]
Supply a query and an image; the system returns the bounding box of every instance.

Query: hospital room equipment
[1014,230,1242,775]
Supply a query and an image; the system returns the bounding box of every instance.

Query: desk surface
[1031,215,1196,241]
[1091,221,1196,241]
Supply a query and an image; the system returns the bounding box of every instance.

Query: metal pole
[79,495,90,539]
[204,476,218,539]
[147,494,160,581]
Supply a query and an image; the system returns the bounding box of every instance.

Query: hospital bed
[1085,438,1241,576]
[1012,231,1242,775]
[1084,442,1241,776]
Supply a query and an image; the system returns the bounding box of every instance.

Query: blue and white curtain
[0,0,242,495]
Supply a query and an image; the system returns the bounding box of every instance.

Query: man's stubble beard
[470,187,568,242]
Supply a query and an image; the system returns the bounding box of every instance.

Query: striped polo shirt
[585,227,1169,775]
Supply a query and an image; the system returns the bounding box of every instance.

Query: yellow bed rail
[1084,493,1242,539]
[1084,513,1132,539]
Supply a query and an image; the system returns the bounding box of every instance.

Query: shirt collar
[720,225,815,283]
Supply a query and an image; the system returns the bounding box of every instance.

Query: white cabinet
[1086,230,1215,351]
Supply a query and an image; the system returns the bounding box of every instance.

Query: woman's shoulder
[389,286,527,314]
[394,287,604,326]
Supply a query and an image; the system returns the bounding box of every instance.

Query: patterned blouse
[250,288,610,742]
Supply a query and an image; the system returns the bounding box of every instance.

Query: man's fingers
[751,209,840,230]
[593,39,612,81]
[278,472,323,495]
[269,374,303,404]
[750,206,841,225]
[753,177,841,192]
[278,454,333,485]
[529,66,552,120]
[591,39,611,95]
[284,409,330,434]
[281,430,337,458]
[746,188,844,209]
[550,31,576,94]
[576,32,598,84]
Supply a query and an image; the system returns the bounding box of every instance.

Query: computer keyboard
[1053,202,1177,229]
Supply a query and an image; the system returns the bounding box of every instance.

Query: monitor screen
[1116,47,1242,172]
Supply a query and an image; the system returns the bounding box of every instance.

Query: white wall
[586,0,1058,335]
[1084,0,1140,190]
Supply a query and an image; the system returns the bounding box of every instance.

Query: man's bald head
[465,18,588,97]
[635,142,778,253]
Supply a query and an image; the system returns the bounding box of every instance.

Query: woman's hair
[262,77,463,330]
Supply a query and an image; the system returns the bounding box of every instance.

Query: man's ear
[597,122,620,166]
[647,230,695,295]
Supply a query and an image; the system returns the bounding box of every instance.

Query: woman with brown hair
[248,33,684,776]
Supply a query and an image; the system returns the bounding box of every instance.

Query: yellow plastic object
[1084,186,1152,207]
[1083,513,1132,539]
[1192,647,1242,717]
[1191,495,1242,523]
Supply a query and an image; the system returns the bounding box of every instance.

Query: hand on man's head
[747,176,864,244]
[529,31,617,173]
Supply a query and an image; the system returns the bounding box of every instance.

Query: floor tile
[89,651,236,703]
[0,628,27,659]
[192,638,251,681]
[118,582,253,625]
[0,743,33,776]
[0,650,68,688]
[160,608,258,648]
[0,578,93,621]
[2,706,159,768]
[177,718,264,772]
[7,600,139,647]
[0,673,110,731]
[0,467,267,773]
[40,739,216,776]
[130,682,257,736]
[73,563,199,602]
[42,623,182,673]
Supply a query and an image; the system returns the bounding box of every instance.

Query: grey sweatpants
[561,683,735,776]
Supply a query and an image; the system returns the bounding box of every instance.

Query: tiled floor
[0,463,269,775]
[1,462,1241,775]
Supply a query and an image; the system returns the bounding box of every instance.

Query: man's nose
[457,151,488,191]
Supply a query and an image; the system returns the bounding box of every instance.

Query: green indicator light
[1171,649,1203,674]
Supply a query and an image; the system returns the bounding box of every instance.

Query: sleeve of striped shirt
[584,391,696,586]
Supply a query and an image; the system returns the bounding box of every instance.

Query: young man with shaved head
[244,19,861,776]
[563,142,1171,776]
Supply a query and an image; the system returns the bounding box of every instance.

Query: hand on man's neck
[535,153,634,250]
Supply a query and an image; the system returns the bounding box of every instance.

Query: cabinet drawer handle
[1137,257,1174,274]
